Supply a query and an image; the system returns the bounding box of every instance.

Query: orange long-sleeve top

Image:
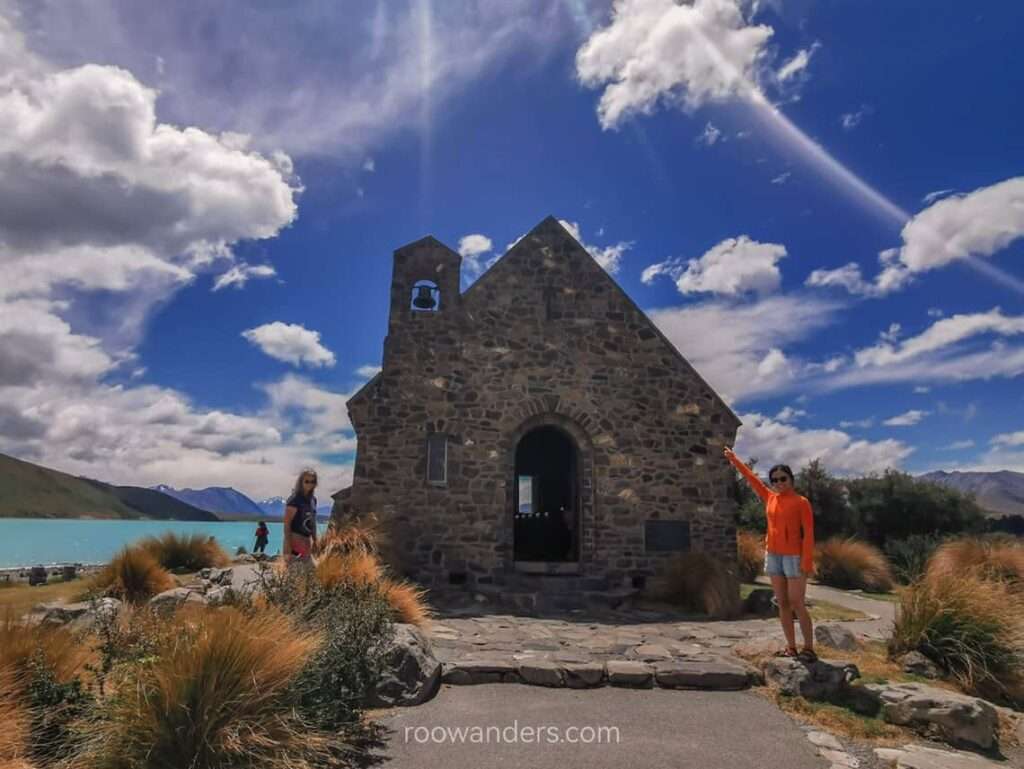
[728,453,815,573]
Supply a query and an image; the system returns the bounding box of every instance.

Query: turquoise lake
[0,518,326,568]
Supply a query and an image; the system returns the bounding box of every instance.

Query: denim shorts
[764,553,802,578]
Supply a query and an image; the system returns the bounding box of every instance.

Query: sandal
[774,647,799,658]
[797,648,818,663]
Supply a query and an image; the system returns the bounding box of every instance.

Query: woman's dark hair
[258,520,266,527]
[768,464,794,482]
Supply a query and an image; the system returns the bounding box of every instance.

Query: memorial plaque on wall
[644,520,691,552]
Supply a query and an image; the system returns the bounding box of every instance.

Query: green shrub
[890,572,1024,703]
[24,653,93,765]
[884,534,946,584]
[139,531,229,572]
[815,538,894,593]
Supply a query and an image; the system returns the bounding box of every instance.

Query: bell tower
[383,235,464,370]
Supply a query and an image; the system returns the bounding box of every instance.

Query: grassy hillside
[0,453,218,521]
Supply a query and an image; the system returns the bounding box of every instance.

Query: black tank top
[287,493,317,537]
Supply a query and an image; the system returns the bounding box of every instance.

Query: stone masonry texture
[332,216,741,592]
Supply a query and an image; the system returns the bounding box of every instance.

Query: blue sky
[0,0,1022,499]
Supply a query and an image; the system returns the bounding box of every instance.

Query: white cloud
[458,234,493,258]
[735,412,912,477]
[913,386,930,394]
[774,406,807,422]
[992,431,1024,448]
[575,0,777,129]
[212,263,276,291]
[696,121,722,147]
[648,294,843,403]
[362,157,375,172]
[883,410,929,427]
[840,108,867,130]
[927,308,944,318]
[839,418,874,429]
[16,1,579,159]
[558,219,632,274]
[241,322,336,368]
[941,440,976,450]
[672,236,787,296]
[776,43,819,83]
[356,365,382,379]
[922,189,954,205]
[770,171,791,185]
[879,322,902,344]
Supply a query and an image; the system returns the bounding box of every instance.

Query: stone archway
[513,425,579,564]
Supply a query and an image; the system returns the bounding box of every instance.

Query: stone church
[332,217,741,595]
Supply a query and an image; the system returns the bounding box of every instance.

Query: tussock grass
[737,530,764,583]
[656,553,741,619]
[890,572,1024,703]
[926,536,1024,587]
[0,666,30,766]
[815,537,894,593]
[380,578,430,626]
[316,516,384,558]
[315,551,381,589]
[89,547,175,604]
[0,614,93,686]
[76,607,334,769]
[139,531,229,572]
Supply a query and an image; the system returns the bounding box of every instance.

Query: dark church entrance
[513,425,579,563]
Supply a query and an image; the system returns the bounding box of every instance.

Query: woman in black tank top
[283,468,318,560]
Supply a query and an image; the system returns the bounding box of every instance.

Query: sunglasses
[770,476,790,484]
[303,479,317,485]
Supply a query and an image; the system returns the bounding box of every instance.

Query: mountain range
[919,470,1024,518]
[0,452,216,521]
[153,487,333,519]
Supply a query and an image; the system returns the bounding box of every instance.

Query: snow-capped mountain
[151,485,264,516]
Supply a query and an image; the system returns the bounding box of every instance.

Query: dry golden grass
[890,572,1024,702]
[0,667,29,766]
[815,537,894,593]
[379,578,430,626]
[89,546,175,603]
[316,515,384,558]
[926,537,1024,587]
[139,531,230,572]
[654,552,741,619]
[759,687,907,744]
[0,580,86,619]
[737,530,764,583]
[315,551,382,589]
[0,613,94,687]
[76,607,332,769]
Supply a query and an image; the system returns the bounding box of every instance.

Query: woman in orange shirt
[724,447,816,662]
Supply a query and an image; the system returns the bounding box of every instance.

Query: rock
[519,660,565,687]
[631,644,672,660]
[653,660,750,690]
[369,624,441,706]
[815,624,859,651]
[562,662,605,688]
[819,748,859,767]
[205,586,236,606]
[865,682,998,751]
[899,651,941,679]
[806,731,844,751]
[40,601,92,625]
[764,657,860,701]
[874,744,1007,769]
[606,661,653,688]
[442,658,517,685]
[207,567,233,586]
[149,587,207,615]
[233,554,256,564]
[743,588,776,616]
[67,597,123,632]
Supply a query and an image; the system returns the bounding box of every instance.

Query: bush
[926,536,1024,587]
[257,562,394,731]
[737,530,764,582]
[78,607,339,769]
[890,572,1024,702]
[380,578,430,626]
[139,531,229,571]
[657,553,741,619]
[814,538,894,593]
[90,547,175,603]
[884,534,947,584]
[315,551,381,589]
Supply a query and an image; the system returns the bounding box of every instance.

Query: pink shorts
[291,540,311,558]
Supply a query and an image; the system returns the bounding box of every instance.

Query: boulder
[368,624,441,706]
[199,567,233,586]
[205,586,236,606]
[149,587,207,615]
[234,554,257,564]
[743,588,776,616]
[562,662,605,688]
[899,651,941,679]
[519,660,565,687]
[865,682,998,751]
[874,744,1007,769]
[441,658,517,685]
[763,657,860,701]
[67,597,123,632]
[40,601,92,626]
[815,623,859,651]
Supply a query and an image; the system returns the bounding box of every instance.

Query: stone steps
[473,581,637,613]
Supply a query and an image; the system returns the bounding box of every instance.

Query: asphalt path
[369,684,827,769]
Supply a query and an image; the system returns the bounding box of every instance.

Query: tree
[731,457,766,533]
[795,459,857,540]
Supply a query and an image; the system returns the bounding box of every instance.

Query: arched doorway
[513,425,579,563]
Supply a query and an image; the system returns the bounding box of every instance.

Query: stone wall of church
[336,219,741,590]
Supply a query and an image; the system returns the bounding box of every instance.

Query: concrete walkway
[370,684,828,769]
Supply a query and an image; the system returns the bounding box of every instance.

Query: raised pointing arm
[723,447,771,502]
